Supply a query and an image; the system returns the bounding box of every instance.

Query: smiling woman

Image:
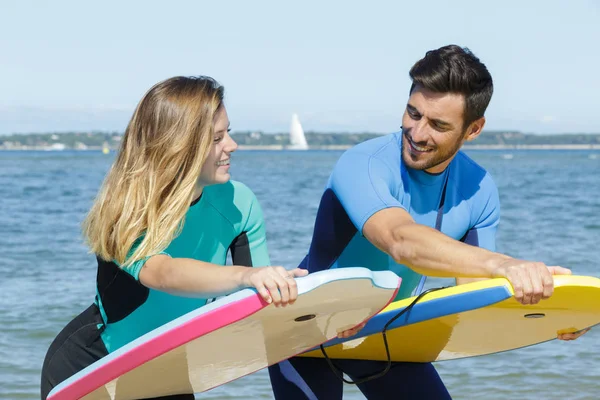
[195,106,237,195]
[40,76,307,400]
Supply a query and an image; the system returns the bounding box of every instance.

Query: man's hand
[558,327,590,341]
[337,321,367,339]
[493,259,571,305]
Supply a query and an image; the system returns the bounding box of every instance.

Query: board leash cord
[320,286,448,385]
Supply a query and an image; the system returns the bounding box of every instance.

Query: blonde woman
[41,76,307,400]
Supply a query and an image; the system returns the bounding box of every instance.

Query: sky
[1,0,599,135]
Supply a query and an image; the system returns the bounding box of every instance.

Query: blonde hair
[82,76,224,267]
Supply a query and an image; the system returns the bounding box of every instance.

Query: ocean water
[0,149,598,400]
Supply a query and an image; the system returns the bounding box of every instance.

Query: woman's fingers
[250,267,309,307]
[291,268,309,277]
[264,278,283,306]
[253,280,272,304]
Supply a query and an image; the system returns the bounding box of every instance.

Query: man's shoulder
[333,132,401,176]
[454,150,487,173]
[345,132,400,158]
[454,151,493,180]
[452,151,498,199]
[325,133,401,194]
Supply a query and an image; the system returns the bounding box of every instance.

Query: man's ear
[464,117,486,142]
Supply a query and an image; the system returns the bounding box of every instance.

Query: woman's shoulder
[200,181,262,231]
[204,180,259,210]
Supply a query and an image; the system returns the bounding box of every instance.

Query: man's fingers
[514,268,533,305]
[558,333,576,341]
[548,266,572,275]
[523,269,535,305]
[337,321,367,338]
[337,328,357,339]
[512,274,524,304]
[562,328,590,340]
[530,267,544,305]
[502,261,571,304]
[542,271,554,299]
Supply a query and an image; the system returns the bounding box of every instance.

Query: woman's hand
[242,266,308,306]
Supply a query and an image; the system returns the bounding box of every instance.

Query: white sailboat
[287,113,309,150]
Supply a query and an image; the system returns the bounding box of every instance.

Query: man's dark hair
[409,45,493,127]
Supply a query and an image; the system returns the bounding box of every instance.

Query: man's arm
[362,208,571,304]
[329,141,569,305]
[363,207,508,279]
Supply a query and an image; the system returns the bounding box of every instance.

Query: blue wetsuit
[268,132,500,399]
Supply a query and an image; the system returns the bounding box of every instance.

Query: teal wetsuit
[96,180,270,352]
[41,180,269,399]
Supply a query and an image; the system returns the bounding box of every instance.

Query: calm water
[0,149,599,399]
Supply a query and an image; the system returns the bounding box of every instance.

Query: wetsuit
[268,132,500,399]
[41,181,270,400]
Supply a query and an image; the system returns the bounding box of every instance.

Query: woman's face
[197,106,238,188]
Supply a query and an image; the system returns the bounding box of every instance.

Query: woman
[41,76,307,400]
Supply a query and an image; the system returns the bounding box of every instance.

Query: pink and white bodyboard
[48,267,400,399]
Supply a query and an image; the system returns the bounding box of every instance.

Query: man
[268,45,587,399]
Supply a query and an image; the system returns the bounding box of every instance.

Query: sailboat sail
[288,113,308,150]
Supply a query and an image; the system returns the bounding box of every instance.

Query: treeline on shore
[1,130,600,150]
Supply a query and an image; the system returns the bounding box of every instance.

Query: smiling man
[267,45,578,399]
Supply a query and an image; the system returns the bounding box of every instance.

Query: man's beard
[401,127,464,171]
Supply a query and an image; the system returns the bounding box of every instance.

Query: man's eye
[408,110,420,120]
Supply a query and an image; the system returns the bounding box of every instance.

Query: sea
[0,148,598,399]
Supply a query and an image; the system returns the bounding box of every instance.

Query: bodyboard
[48,267,400,399]
[301,275,600,362]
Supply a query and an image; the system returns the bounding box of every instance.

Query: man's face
[401,85,481,173]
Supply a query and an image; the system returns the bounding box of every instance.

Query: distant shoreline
[219,144,600,151]
[2,144,600,152]
[227,144,600,151]
[463,144,600,150]
[3,131,600,152]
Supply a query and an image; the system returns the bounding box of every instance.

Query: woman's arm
[139,254,307,306]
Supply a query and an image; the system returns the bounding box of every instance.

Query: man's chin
[402,151,432,171]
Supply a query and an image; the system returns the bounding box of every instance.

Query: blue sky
[1,0,599,135]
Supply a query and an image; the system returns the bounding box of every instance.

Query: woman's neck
[192,185,204,203]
